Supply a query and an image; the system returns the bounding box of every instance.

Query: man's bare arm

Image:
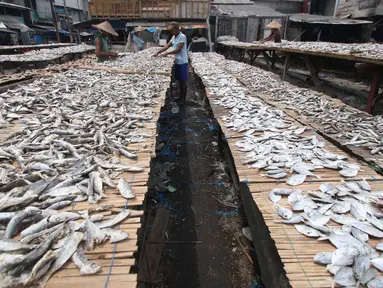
[153,41,172,56]
[163,42,184,56]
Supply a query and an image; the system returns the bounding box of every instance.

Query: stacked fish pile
[0,44,94,63]
[202,53,383,159]
[0,68,169,286]
[0,43,74,51]
[220,40,383,61]
[97,47,174,74]
[190,53,383,287]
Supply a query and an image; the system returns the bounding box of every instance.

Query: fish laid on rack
[201,52,383,163]
[0,44,94,63]
[220,40,383,61]
[190,52,383,287]
[0,67,168,286]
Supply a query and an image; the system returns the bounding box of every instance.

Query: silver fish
[352,221,383,238]
[275,205,292,220]
[351,227,369,242]
[334,267,357,287]
[286,174,306,186]
[0,238,36,252]
[272,188,294,195]
[294,224,321,238]
[23,250,57,285]
[268,191,281,204]
[39,231,84,285]
[95,209,131,229]
[118,178,135,199]
[354,254,370,281]
[367,278,383,288]
[314,252,332,265]
[72,245,102,275]
[371,258,383,272]
[85,219,108,251]
[102,227,129,243]
[5,206,41,238]
[360,268,377,285]
[331,246,359,266]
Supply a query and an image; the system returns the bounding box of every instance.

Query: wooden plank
[138,207,170,283]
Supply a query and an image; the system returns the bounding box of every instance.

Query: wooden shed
[210,0,288,43]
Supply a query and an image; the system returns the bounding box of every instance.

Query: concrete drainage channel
[136,68,259,287]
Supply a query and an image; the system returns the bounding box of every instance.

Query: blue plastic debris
[159,146,177,160]
[155,193,176,212]
[216,208,239,217]
[208,125,219,131]
[249,281,264,288]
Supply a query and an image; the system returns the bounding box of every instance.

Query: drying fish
[314,252,332,265]
[352,222,383,238]
[358,178,371,191]
[368,278,383,288]
[331,201,350,214]
[72,246,102,275]
[39,231,84,285]
[275,213,302,224]
[360,268,377,285]
[339,167,359,177]
[0,238,36,252]
[350,202,367,221]
[286,174,306,186]
[118,178,136,199]
[376,242,383,251]
[331,246,359,266]
[351,226,369,242]
[85,219,108,251]
[102,228,129,243]
[371,258,383,272]
[268,191,281,203]
[23,250,57,285]
[354,254,370,281]
[334,267,357,287]
[275,205,292,220]
[294,224,322,238]
[96,210,131,229]
[271,188,294,196]
[5,206,41,238]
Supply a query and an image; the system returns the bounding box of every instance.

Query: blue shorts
[175,63,188,81]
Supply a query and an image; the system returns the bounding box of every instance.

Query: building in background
[211,0,288,43]
[251,0,304,14]
[81,0,210,43]
[0,1,33,45]
[54,0,88,23]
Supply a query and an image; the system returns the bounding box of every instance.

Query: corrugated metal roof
[0,15,32,32]
[212,0,284,17]
[290,14,373,25]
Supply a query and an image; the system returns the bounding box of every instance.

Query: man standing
[154,22,188,106]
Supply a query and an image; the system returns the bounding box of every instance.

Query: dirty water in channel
[140,69,257,287]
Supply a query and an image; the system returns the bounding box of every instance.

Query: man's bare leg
[179,80,187,105]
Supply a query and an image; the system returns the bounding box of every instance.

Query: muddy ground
[138,69,258,288]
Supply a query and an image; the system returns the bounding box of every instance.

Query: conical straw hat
[92,21,118,36]
[266,20,281,29]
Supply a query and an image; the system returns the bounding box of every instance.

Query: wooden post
[63,0,73,43]
[282,54,291,81]
[366,71,381,114]
[303,55,320,88]
[49,0,61,42]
